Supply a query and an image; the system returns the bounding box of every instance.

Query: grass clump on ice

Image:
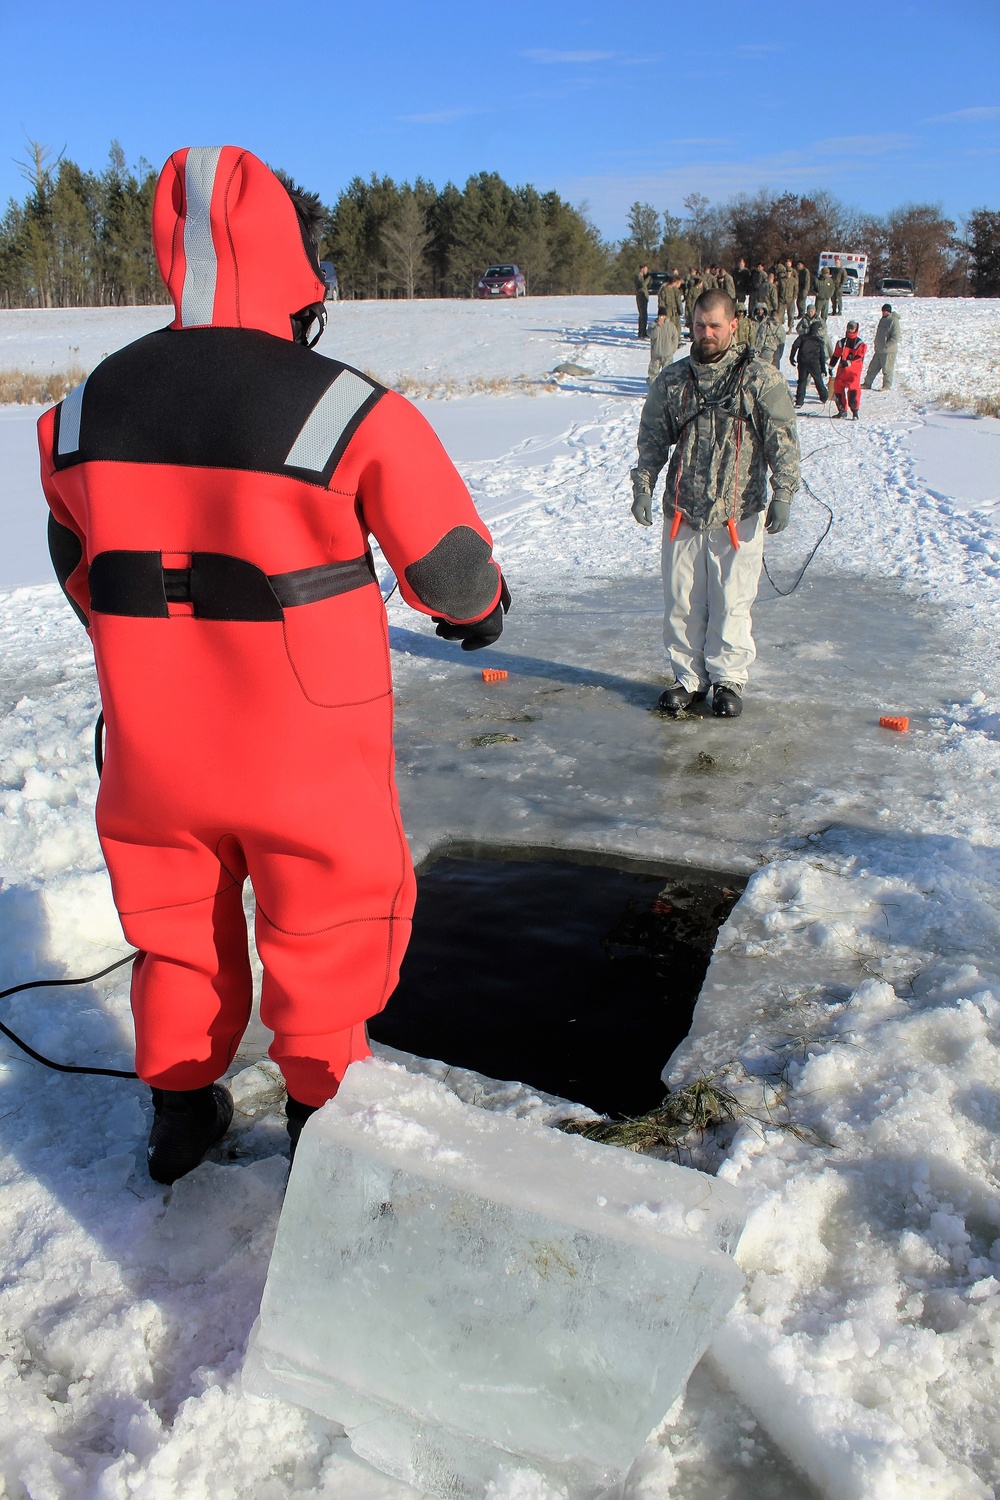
[0,365,88,405]
[922,387,1000,418]
[368,371,560,399]
[559,1077,742,1153]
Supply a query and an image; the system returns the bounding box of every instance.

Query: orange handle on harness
[669,509,683,541]
[727,518,740,550]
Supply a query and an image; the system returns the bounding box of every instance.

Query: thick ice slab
[244,1059,746,1497]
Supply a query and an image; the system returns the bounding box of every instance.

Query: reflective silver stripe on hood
[180,146,224,327]
[57,378,88,455]
[285,370,376,472]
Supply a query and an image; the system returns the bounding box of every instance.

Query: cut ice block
[243,1059,746,1497]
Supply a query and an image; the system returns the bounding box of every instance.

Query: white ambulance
[818,250,869,297]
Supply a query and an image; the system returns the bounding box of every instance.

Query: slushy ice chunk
[244,1059,746,1496]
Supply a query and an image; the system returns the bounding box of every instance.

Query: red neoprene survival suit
[37,146,505,1105]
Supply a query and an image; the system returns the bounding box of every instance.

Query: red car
[475,264,527,298]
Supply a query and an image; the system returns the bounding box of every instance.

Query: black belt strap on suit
[88,551,377,620]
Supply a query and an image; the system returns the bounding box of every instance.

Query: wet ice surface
[1,297,999,1499]
[245,1060,746,1498]
[390,565,977,877]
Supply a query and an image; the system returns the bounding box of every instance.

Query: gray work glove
[765,495,792,534]
[630,467,653,527]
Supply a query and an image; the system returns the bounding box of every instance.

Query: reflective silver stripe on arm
[57,378,88,456]
[285,370,376,472]
[180,146,224,327]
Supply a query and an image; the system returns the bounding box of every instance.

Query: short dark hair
[272,167,325,266]
[694,288,736,321]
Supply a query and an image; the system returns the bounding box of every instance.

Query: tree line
[2,139,998,307]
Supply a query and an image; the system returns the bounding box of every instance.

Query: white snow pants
[661,511,766,691]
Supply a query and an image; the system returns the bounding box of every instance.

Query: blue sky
[1,0,997,237]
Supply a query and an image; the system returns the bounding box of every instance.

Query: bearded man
[629,289,800,719]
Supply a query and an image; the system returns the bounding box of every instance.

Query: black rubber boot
[286,1095,320,1160]
[658,682,708,717]
[147,1083,234,1185]
[712,683,744,718]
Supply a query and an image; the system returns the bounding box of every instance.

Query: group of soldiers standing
[640,255,859,388]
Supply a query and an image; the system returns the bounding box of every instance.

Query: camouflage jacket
[797,266,813,294]
[754,314,784,363]
[720,270,736,300]
[814,274,834,304]
[778,268,798,302]
[635,270,651,297]
[636,343,800,530]
[657,283,683,320]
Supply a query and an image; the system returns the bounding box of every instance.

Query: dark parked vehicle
[319,260,339,301]
[474,264,527,298]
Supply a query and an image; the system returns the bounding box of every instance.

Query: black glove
[433,575,511,651]
[766,496,792,534]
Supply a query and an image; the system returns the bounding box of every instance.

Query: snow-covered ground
[1,295,1000,1499]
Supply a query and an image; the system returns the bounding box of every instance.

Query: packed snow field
[1,295,999,1499]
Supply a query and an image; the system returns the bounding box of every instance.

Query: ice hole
[369,846,745,1116]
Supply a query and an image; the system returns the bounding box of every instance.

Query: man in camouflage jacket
[796,260,812,317]
[630,289,800,718]
[657,276,684,334]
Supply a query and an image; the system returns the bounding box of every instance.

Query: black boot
[147,1083,234,1184]
[286,1095,319,1160]
[712,683,744,718]
[658,681,708,717]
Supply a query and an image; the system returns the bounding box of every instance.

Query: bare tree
[382,191,431,298]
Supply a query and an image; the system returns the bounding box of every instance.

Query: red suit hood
[153,146,326,341]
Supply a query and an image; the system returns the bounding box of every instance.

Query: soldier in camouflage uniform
[796,260,812,318]
[719,266,736,301]
[657,276,684,336]
[684,269,705,331]
[752,302,785,368]
[648,313,681,385]
[778,259,798,331]
[830,259,848,315]
[814,268,834,320]
[765,272,780,313]
[630,288,800,718]
[635,264,651,339]
[750,262,770,308]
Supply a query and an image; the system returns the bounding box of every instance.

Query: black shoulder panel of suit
[52,328,385,488]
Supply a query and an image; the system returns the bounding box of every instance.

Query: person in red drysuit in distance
[37,146,510,1183]
[830,320,867,419]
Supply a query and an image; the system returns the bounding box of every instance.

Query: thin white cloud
[927,105,1000,123]
[522,49,616,63]
[396,107,484,125]
[736,43,782,54]
[811,134,917,155]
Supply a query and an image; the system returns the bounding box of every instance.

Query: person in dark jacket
[37,146,511,1182]
[734,258,752,309]
[790,320,829,405]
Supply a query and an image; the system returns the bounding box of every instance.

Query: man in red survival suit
[37,147,510,1184]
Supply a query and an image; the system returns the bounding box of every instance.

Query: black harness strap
[88,551,377,620]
